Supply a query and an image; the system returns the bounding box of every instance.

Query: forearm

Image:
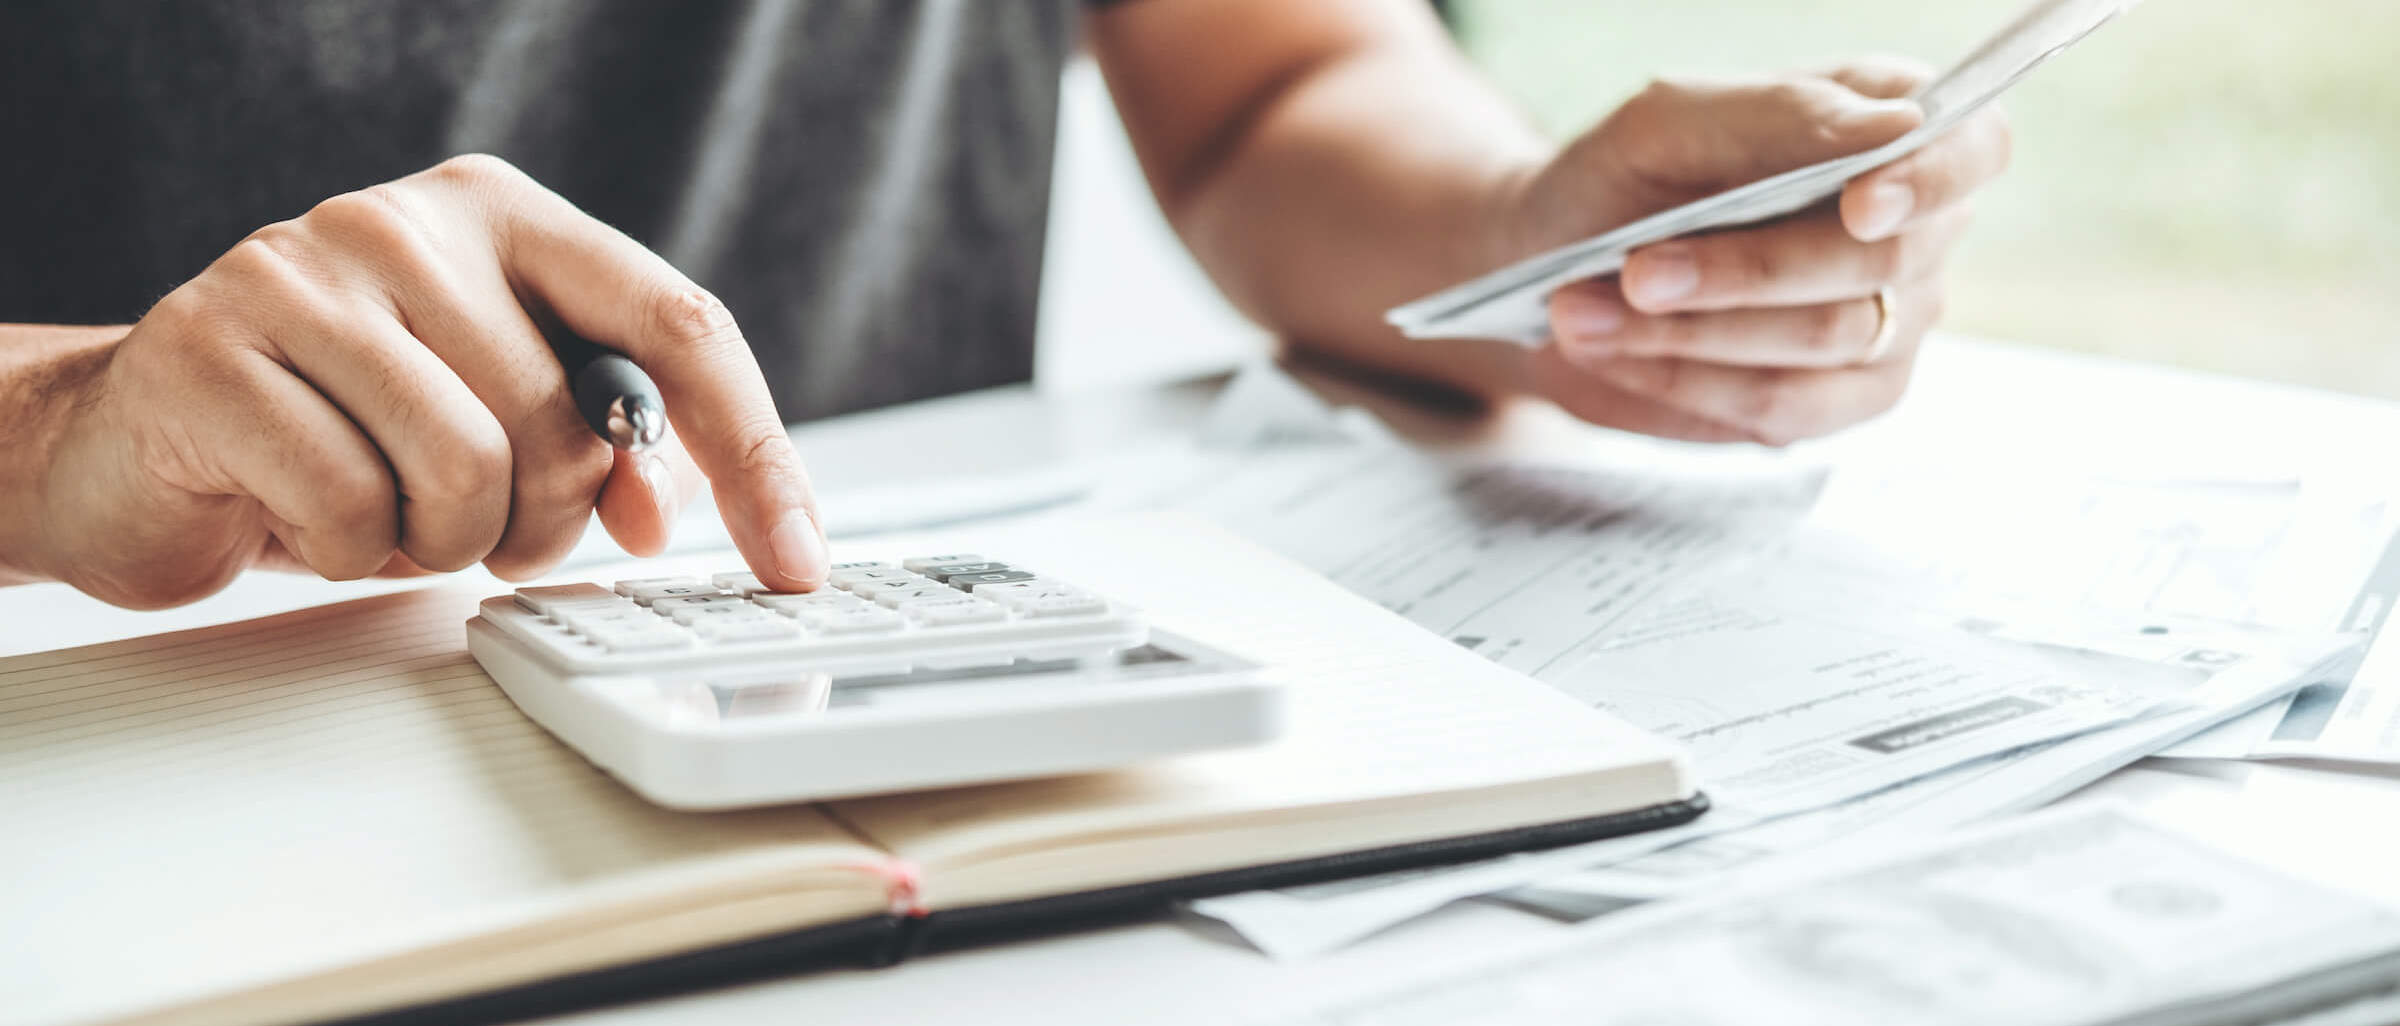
[1117,10,1557,397]
[0,325,121,585]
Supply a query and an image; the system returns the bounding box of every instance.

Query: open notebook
[0,515,1699,1026]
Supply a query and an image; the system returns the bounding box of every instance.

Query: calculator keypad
[491,557,1140,671]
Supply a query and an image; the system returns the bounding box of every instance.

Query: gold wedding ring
[1861,286,1899,365]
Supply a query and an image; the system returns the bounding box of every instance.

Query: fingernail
[1858,181,1913,239]
[1552,290,1625,342]
[1627,247,1698,307]
[639,454,679,527]
[768,509,828,587]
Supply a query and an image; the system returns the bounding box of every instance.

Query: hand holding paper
[1391,0,2133,444]
[1516,60,1998,444]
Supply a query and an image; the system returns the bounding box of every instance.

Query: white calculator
[467,555,1281,809]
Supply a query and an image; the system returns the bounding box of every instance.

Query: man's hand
[1508,59,2011,444]
[15,155,828,609]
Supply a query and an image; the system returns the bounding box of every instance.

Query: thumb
[594,436,705,560]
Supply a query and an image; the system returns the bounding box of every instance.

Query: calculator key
[614,578,721,603]
[921,561,1012,582]
[908,600,1008,627]
[1018,594,1110,618]
[710,572,774,596]
[894,591,984,612]
[753,591,865,615]
[650,594,752,614]
[586,623,695,652]
[556,606,659,632]
[948,570,1038,591]
[800,606,905,635]
[873,584,957,608]
[830,567,910,590]
[828,561,894,572]
[514,583,625,617]
[693,617,801,644]
[902,553,985,573]
[665,602,778,626]
[986,587,1083,613]
[973,580,1060,601]
[851,575,940,598]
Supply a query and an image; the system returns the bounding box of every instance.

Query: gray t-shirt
[0,0,1085,422]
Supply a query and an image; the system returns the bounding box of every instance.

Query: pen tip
[608,398,667,452]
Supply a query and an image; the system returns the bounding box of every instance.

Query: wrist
[0,325,124,585]
[1473,153,1560,274]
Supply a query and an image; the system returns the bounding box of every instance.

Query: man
[0,0,2006,609]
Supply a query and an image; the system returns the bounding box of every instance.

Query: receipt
[1386,0,2139,344]
[1280,807,2400,1026]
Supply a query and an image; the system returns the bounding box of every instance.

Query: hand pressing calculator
[467,555,1280,809]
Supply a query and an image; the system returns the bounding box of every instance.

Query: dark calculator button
[948,570,1037,591]
[924,561,1011,581]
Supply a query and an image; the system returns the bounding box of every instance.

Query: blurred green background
[1448,0,2400,396]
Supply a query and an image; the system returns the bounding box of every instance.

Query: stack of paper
[1099,368,2371,956]
[1277,808,2400,1026]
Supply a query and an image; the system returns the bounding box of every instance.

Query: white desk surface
[9,336,2400,1026]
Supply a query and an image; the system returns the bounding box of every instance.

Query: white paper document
[1516,621,2353,905]
[1149,440,2340,957]
[1549,575,2206,817]
[1141,444,2321,825]
[1784,463,2400,765]
[2193,535,2400,764]
[1123,367,2385,956]
[1116,442,1827,678]
[1278,807,2400,1026]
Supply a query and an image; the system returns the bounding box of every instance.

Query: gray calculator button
[902,553,985,573]
[949,570,1037,591]
[828,561,893,571]
[922,561,1011,581]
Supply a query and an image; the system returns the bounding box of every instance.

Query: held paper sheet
[1386,0,2140,343]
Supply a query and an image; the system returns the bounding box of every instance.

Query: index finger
[442,157,829,590]
[1840,107,2012,241]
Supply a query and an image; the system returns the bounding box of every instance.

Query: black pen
[551,328,665,452]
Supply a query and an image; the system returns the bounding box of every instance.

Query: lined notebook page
[825,515,1694,907]
[0,588,880,1026]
